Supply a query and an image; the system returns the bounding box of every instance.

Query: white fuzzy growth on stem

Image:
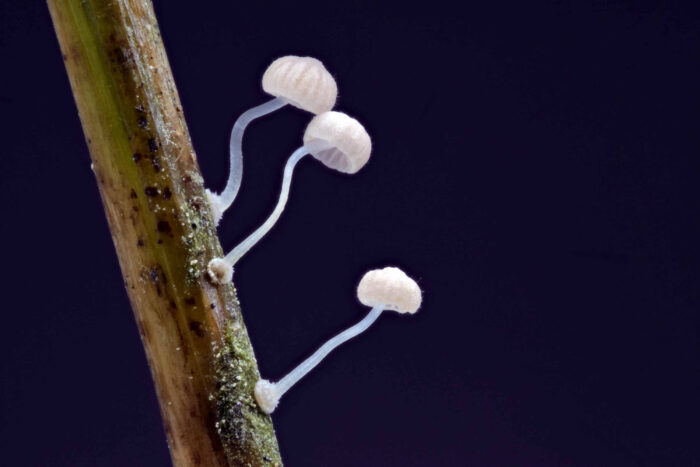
[207,257,233,284]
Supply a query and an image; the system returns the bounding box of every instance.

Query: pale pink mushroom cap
[357,267,422,314]
[303,111,372,174]
[262,56,337,115]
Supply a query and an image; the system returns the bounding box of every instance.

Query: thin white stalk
[274,305,384,398]
[224,145,310,265]
[217,97,287,210]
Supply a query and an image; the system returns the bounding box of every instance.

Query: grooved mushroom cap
[262,56,337,115]
[303,111,372,174]
[357,267,422,314]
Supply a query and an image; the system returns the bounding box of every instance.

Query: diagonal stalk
[47,1,282,465]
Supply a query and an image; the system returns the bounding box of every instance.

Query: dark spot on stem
[157,220,171,233]
[149,267,162,296]
[138,116,148,128]
[162,187,172,200]
[191,223,197,230]
[157,239,163,244]
[137,238,144,247]
[210,303,216,309]
[148,138,158,153]
[151,155,162,172]
[184,297,196,306]
[145,186,158,197]
[189,320,205,337]
[163,420,172,437]
[130,189,138,199]
[132,152,142,162]
[136,319,150,341]
[113,47,127,64]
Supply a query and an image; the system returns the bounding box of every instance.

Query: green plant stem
[47,1,282,465]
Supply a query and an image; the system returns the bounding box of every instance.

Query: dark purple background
[1,1,699,465]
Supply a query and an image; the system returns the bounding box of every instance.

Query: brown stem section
[47,1,282,465]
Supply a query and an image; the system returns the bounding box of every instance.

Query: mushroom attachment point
[207,111,371,282]
[206,56,338,224]
[253,266,421,414]
[207,257,233,285]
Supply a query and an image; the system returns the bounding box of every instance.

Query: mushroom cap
[262,56,337,115]
[357,267,422,314]
[303,111,372,174]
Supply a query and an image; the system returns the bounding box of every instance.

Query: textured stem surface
[47,1,282,465]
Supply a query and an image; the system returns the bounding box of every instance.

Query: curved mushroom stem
[223,145,308,265]
[223,139,330,266]
[210,97,287,216]
[255,305,384,413]
[277,304,384,395]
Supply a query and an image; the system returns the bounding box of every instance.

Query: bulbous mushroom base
[254,379,280,414]
[207,257,233,284]
[205,189,225,225]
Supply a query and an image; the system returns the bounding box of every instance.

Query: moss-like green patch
[214,321,282,466]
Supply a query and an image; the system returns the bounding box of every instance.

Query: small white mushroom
[207,56,338,224]
[207,111,371,283]
[254,266,421,414]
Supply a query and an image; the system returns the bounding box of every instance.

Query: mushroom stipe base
[214,321,282,466]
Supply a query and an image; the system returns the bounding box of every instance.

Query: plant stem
[47,1,282,465]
